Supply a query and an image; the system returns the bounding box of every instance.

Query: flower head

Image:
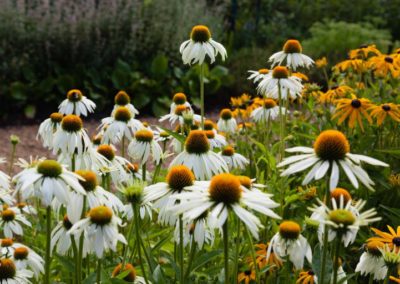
[269,39,314,70]
[58,89,96,117]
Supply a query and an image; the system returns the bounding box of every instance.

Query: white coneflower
[251,98,285,123]
[180,25,227,65]
[58,89,96,117]
[169,92,192,115]
[111,91,139,117]
[111,263,147,284]
[67,170,124,223]
[96,144,131,185]
[12,245,44,280]
[204,130,226,149]
[0,189,15,206]
[0,158,10,190]
[171,173,281,238]
[124,163,143,181]
[355,240,387,280]
[247,68,269,83]
[1,238,21,257]
[217,109,237,134]
[174,216,215,249]
[52,114,91,155]
[51,215,75,256]
[101,106,143,144]
[169,130,228,180]
[10,202,37,216]
[37,112,63,148]
[309,195,381,247]
[160,105,200,126]
[0,208,31,238]
[128,128,163,166]
[267,221,312,270]
[58,144,110,171]
[0,258,33,283]
[278,130,389,190]
[143,165,197,226]
[219,145,249,170]
[13,159,85,206]
[257,66,303,100]
[68,205,127,258]
[269,39,314,70]
[120,180,152,221]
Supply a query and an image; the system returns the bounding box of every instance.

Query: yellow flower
[349,44,381,59]
[238,270,256,284]
[296,270,317,284]
[251,243,282,271]
[292,72,309,82]
[301,83,323,101]
[389,173,400,188]
[315,57,328,68]
[369,103,400,126]
[319,85,353,104]
[231,94,255,119]
[368,55,400,78]
[332,95,372,131]
[368,225,400,250]
[334,59,366,73]
[390,276,400,283]
[297,186,317,201]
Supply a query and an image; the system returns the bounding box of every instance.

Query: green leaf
[24,104,36,119]
[151,54,169,79]
[191,249,222,272]
[9,82,27,101]
[159,127,185,144]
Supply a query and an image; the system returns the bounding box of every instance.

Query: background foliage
[1,0,399,121]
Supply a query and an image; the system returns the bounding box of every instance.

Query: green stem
[142,163,146,182]
[71,153,76,172]
[368,274,373,284]
[120,207,135,274]
[134,204,149,284]
[332,233,342,284]
[184,236,196,280]
[151,162,161,184]
[96,259,101,284]
[233,220,240,284]
[8,143,16,176]
[71,237,79,284]
[179,216,184,284]
[44,206,52,284]
[77,196,87,284]
[245,227,260,283]
[200,63,205,129]
[320,177,331,284]
[223,220,229,284]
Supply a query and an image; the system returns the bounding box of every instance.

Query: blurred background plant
[1,0,399,121]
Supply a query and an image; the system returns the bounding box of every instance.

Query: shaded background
[0,0,399,123]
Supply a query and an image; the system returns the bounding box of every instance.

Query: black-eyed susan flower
[349,44,381,59]
[171,173,280,239]
[111,90,139,117]
[66,170,124,223]
[231,94,256,119]
[247,68,269,83]
[12,245,44,280]
[318,85,353,104]
[315,57,328,68]
[112,263,146,283]
[368,225,400,250]
[355,240,387,281]
[238,269,256,284]
[0,258,33,283]
[278,130,388,190]
[128,128,163,165]
[100,106,143,144]
[332,95,372,131]
[180,25,227,65]
[292,72,309,82]
[267,221,312,270]
[52,114,91,155]
[369,103,400,126]
[334,58,365,73]
[389,173,400,188]
[0,208,31,238]
[217,109,237,134]
[250,98,284,123]
[257,66,303,100]
[296,270,317,284]
[368,55,400,78]
[68,205,126,258]
[37,112,63,148]
[58,89,96,117]
[269,39,314,70]
[253,242,282,270]
[169,130,228,180]
[218,145,249,170]
[309,195,380,247]
[13,159,86,206]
